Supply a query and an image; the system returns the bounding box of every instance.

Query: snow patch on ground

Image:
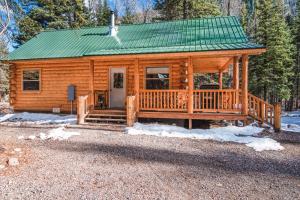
[18,127,80,141]
[127,123,284,152]
[39,127,80,141]
[0,112,77,125]
[0,114,14,122]
[281,111,300,133]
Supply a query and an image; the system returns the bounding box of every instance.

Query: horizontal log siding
[13,60,90,112]
[11,58,187,112]
[93,60,135,96]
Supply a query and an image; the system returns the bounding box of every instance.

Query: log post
[77,96,85,124]
[233,56,239,90]
[89,60,94,107]
[260,101,265,122]
[134,59,139,112]
[218,70,223,89]
[233,56,240,109]
[241,54,248,115]
[274,103,281,132]
[187,56,193,129]
[127,95,136,126]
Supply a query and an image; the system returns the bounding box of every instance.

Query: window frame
[144,66,170,90]
[21,69,41,93]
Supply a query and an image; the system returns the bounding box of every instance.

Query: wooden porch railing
[139,89,241,113]
[193,89,241,112]
[248,93,281,130]
[139,90,188,111]
[77,93,92,124]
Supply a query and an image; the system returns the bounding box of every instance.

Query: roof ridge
[40,16,239,33]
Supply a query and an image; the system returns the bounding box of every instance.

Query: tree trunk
[183,0,188,19]
[227,0,231,16]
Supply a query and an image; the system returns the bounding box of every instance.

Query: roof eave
[8,47,266,64]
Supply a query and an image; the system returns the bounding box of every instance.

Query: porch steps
[85,118,126,122]
[84,109,127,125]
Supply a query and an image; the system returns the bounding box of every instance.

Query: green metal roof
[9,16,263,61]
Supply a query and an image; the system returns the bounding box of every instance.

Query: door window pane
[113,73,123,88]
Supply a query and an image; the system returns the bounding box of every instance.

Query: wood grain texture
[13,60,90,112]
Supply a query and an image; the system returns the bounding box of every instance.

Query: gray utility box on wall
[68,85,76,101]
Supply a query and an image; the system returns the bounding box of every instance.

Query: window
[23,70,40,91]
[146,67,169,89]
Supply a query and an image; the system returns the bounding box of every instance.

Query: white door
[110,67,126,108]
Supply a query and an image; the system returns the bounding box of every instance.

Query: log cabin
[7,12,281,130]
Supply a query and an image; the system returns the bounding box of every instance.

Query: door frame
[108,66,127,108]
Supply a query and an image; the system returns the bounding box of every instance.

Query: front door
[110,67,126,108]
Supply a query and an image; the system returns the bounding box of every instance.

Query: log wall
[13,59,90,112]
[11,58,188,112]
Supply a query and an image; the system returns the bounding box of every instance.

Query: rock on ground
[8,158,19,166]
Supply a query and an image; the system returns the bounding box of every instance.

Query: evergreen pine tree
[288,0,300,109]
[154,0,221,21]
[96,0,111,26]
[0,41,9,97]
[15,0,90,45]
[121,0,137,24]
[249,0,294,103]
[240,1,248,31]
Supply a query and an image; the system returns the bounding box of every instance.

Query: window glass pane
[23,81,39,91]
[146,79,169,89]
[113,73,123,88]
[23,70,39,81]
[146,67,169,89]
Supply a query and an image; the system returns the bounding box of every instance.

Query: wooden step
[90,109,126,115]
[85,118,126,122]
[82,122,126,127]
[87,113,126,118]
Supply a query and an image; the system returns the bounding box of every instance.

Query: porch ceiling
[192,57,233,73]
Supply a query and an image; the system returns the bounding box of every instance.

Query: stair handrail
[247,93,281,131]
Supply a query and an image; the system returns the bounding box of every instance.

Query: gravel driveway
[0,126,299,200]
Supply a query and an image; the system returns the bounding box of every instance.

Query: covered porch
[77,50,279,130]
[130,54,249,128]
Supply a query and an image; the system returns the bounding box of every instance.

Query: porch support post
[187,56,193,129]
[241,54,249,115]
[233,56,239,108]
[218,70,223,89]
[89,60,94,107]
[134,58,140,112]
[233,56,239,90]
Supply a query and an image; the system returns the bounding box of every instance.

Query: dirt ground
[0,126,299,200]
